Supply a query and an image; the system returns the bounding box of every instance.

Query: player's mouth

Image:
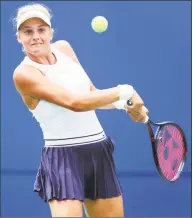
[31,43,42,46]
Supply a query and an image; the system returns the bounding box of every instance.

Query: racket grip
[127,100,149,124]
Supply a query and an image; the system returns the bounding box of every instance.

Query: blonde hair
[13,3,53,31]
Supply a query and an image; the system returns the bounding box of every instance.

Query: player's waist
[44,130,106,146]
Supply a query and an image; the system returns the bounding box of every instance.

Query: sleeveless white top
[20,46,106,146]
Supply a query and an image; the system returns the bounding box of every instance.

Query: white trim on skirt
[44,131,107,147]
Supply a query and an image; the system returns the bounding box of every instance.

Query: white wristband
[113,100,127,110]
[117,85,134,100]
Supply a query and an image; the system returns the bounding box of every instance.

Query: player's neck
[26,49,56,65]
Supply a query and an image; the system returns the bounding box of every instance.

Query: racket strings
[156,124,186,181]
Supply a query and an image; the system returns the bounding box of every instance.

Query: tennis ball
[91,16,108,33]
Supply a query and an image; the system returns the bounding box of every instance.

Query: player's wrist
[117,84,134,100]
[112,100,127,110]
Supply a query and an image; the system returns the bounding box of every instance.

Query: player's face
[17,18,53,55]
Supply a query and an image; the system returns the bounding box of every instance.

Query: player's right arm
[13,65,122,112]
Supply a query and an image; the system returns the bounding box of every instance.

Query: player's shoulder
[52,40,73,53]
[52,40,80,64]
[14,64,36,76]
[13,64,39,85]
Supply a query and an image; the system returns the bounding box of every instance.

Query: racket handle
[127,100,149,124]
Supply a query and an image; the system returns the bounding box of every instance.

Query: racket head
[147,121,187,182]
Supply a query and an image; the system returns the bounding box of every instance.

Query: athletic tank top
[20,46,106,146]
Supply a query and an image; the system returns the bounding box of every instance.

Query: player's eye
[24,29,33,34]
[38,28,46,33]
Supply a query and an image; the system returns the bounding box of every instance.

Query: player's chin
[30,48,44,55]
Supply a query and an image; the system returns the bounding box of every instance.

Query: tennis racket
[127,100,187,182]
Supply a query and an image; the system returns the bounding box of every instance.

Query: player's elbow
[70,98,91,112]
[70,102,86,112]
[69,98,84,112]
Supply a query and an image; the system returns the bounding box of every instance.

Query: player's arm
[53,40,145,112]
[13,65,122,112]
[90,81,116,109]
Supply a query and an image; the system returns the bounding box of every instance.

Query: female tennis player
[13,3,148,217]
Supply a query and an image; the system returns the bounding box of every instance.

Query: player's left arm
[54,42,149,115]
[53,40,116,109]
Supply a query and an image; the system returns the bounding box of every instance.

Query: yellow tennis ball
[91,16,108,33]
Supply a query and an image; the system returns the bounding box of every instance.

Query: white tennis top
[20,46,106,146]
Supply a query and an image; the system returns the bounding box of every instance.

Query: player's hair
[12,3,53,32]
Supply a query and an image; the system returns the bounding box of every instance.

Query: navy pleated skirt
[34,136,122,202]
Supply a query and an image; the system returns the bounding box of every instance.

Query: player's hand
[126,90,144,112]
[125,105,149,123]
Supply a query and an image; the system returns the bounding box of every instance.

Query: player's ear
[17,32,21,44]
[50,28,54,41]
